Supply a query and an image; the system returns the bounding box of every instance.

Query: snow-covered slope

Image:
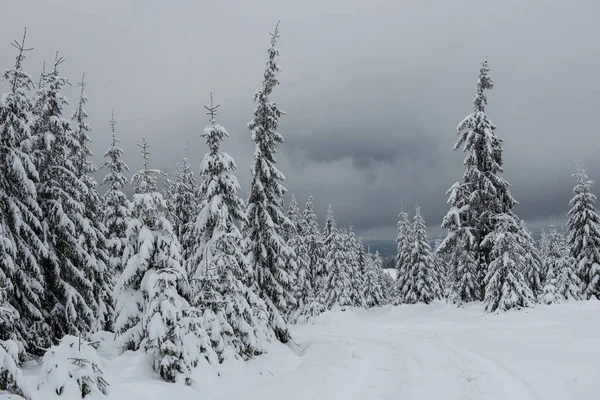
[20,301,600,400]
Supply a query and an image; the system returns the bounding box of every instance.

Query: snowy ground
[21,301,600,400]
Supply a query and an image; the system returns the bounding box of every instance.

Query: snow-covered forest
[1,22,600,400]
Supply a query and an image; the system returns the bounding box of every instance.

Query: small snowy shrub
[38,336,109,398]
[0,339,30,399]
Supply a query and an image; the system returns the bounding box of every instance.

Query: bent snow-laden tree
[440,58,516,301]
[101,112,130,276]
[567,165,600,299]
[0,28,46,350]
[483,214,534,312]
[245,22,296,342]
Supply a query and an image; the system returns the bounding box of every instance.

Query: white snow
[18,301,600,400]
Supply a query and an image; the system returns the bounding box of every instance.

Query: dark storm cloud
[2,0,600,242]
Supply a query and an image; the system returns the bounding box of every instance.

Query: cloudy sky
[2,0,600,241]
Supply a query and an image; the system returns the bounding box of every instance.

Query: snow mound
[310,306,363,326]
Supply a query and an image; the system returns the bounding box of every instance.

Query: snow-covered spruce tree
[401,207,441,304]
[0,286,30,399]
[434,237,449,297]
[186,98,271,361]
[482,214,534,312]
[318,206,353,309]
[441,58,517,300]
[438,182,479,305]
[289,196,324,323]
[115,137,187,353]
[363,251,386,308]
[567,165,600,299]
[170,154,197,267]
[286,195,311,315]
[517,221,544,300]
[393,205,413,305]
[542,222,581,302]
[101,112,130,276]
[38,336,108,398]
[245,23,296,342]
[31,54,96,340]
[143,268,193,384]
[346,227,366,307]
[0,29,47,350]
[71,75,114,332]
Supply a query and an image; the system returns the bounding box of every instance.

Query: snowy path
[206,302,600,400]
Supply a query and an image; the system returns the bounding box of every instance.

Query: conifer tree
[115,138,186,352]
[286,196,311,313]
[0,29,46,349]
[439,182,480,304]
[171,154,197,267]
[187,97,271,360]
[483,214,534,312]
[518,221,544,300]
[401,207,441,304]
[363,251,386,307]
[441,59,516,300]
[32,54,96,341]
[245,22,296,342]
[319,207,353,309]
[346,227,366,307]
[393,205,413,305]
[71,75,114,331]
[101,112,130,276]
[567,165,600,299]
[544,223,582,301]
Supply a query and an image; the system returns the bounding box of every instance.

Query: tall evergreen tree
[567,165,600,299]
[440,58,516,300]
[245,23,296,342]
[186,98,271,360]
[32,54,96,341]
[346,227,366,307]
[483,214,534,312]
[401,207,441,304]
[363,251,386,307]
[114,138,186,351]
[0,29,47,349]
[101,112,130,276]
[518,221,544,300]
[393,205,413,305]
[71,75,114,331]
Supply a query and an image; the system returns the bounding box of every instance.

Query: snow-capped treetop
[71,74,95,179]
[132,137,162,194]
[473,57,493,113]
[101,111,129,192]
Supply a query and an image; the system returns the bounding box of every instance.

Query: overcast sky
[2,0,600,241]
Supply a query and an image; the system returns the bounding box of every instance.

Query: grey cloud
[1,0,600,242]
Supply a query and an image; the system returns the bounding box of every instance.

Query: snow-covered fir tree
[482,214,534,312]
[245,23,296,342]
[363,251,386,307]
[346,227,366,307]
[101,112,130,276]
[318,206,353,309]
[543,222,582,301]
[0,29,46,350]
[71,75,114,331]
[434,238,449,296]
[567,165,600,299]
[401,207,441,304]
[517,221,544,300]
[170,154,197,267]
[393,205,413,305]
[186,98,271,361]
[142,268,193,384]
[115,138,188,353]
[286,196,311,314]
[441,58,516,301]
[439,182,479,305]
[31,54,96,341]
